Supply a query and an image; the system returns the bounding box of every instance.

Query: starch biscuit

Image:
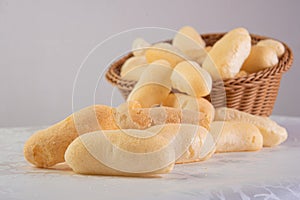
[202,27,251,80]
[256,39,285,57]
[172,26,206,64]
[214,107,288,147]
[241,45,278,73]
[65,124,206,176]
[210,121,263,153]
[127,60,173,108]
[23,105,118,168]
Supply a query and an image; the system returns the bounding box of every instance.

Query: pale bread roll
[172,26,206,64]
[202,27,251,80]
[120,56,147,81]
[145,43,185,67]
[132,38,150,56]
[210,121,263,153]
[214,107,288,147]
[171,61,212,97]
[173,26,206,50]
[127,60,173,107]
[65,129,173,176]
[65,124,203,176]
[257,39,285,57]
[114,102,210,130]
[162,93,215,124]
[241,45,278,73]
[24,105,119,168]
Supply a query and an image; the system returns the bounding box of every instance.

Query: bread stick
[214,107,288,147]
[65,124,208,176]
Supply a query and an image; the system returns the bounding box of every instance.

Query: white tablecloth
[1,116,300,200]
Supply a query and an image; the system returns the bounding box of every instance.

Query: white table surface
[1,116,300,200]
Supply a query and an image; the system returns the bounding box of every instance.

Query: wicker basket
[105,33,293,116]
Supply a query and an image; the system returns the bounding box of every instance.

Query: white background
[0,0,299,127]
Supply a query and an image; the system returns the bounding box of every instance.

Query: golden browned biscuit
[127,60,173,108]
[24,105,118,168]
[64,128,174,177]
[241,45,278,73]
[202,27,251,80]
[65,124,209,176]
[114,102,210,130]
[214,107,288,147]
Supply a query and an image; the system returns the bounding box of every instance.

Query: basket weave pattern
[106,33,293,116]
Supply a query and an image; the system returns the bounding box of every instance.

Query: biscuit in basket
[257,39,285,57]
[127,60,173,108]
[120,56,148,81]
[24,101,210,168]
[145,43,185,67]
[202,27,251,80]
[241,45,278,73]
[171,61,212,97]
[172,26,207,64]
[132,38,150,56]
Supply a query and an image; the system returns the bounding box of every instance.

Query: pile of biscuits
[24,26,287,177]
[122,26,285,81]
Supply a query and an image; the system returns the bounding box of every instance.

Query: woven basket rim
[105,32,293,90]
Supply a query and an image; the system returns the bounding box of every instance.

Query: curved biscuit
[214,107,288,147]
[65,124,207,176]
[202,27,251,80]
[127,60,173,108]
